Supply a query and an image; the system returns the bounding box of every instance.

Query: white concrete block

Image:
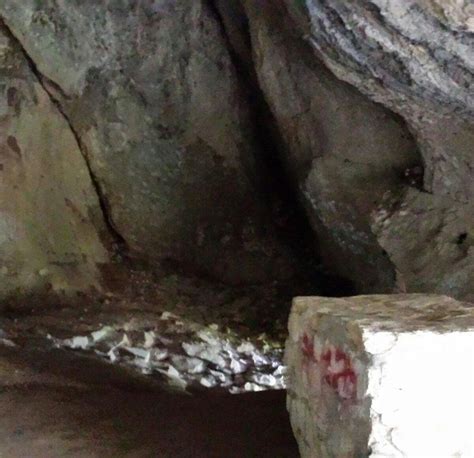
[285,294,474,457]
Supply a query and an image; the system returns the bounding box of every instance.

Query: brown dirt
[0,340,298,457]
[0,269,300,457]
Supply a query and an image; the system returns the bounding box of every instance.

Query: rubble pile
[49,311,286,393]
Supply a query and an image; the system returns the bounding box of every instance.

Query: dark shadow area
[0,343,298,457]
[208,0,356,299]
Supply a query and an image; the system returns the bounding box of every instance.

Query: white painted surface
[365,330,474,457]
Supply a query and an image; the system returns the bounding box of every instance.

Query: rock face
[0,1,296,288]
[0,1,473,299]
[0,23,108,298]
[243,0,421,293]
[373,189,474,299]
[289,0,474,119]
[286,294,474,457]
[282,0,474,299]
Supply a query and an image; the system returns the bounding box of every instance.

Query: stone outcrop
[288,0,474,119]
[373,188,474,300]
[282,0,474,299]
[243,0,421,293]
[0,23,109,298]
[0,1,297,290]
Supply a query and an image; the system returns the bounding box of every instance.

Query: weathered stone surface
[0,0,472,298]
[214,0,254,77]
[243,0,420,292]
[0,1,295,285]
[286,295,474,457]
[290,0,474,118]
[283,0,474,298]
[0,25,108,298]
[373,189,474,301]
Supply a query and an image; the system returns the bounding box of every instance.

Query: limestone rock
[0,1,295,285]
[373,189,474,301]
[0,0,472,298]
[286,294,474,457]
[284,0,474,298]
[243,0,420,292]
[290,0,474,119]
[0,24,108,298]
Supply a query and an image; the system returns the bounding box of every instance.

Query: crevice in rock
[0,17,128,259]
[205,0,356,297]
[205,0,256,85]
[216,1,432,296]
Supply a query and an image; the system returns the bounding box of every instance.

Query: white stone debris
[251,352,270,366]
[250,373,277,387]
[48,312,286,393]
[107,348,118,363]
[123,346,150,359]
[153,348,169,362]
[161,365,187,390]
[160,311,176,320]
[143,331,156,348]
[118,334,132,347]
[237,341,256,354]
[197,329,219,345]
[209,369,231,385]
[230,358,247,374]
[272,365,286,377]
[182,342,227,368]
[63,336,90,350]
[285,294,474,458]
[200,375,218,388]
[91,326,115,343]
[170,355,205,374]
[0,338,16,347]
[243,382,265,392]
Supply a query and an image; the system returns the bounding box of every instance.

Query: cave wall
[0,24,109,297]
[0,1,472,300]
[242,0,421,293]
[286,0,474,299]
[0,0,297,289]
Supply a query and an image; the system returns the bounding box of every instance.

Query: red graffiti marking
[322,347,357,400]
[301,334,357,400]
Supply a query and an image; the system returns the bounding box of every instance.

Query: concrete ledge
[285,294,474,457]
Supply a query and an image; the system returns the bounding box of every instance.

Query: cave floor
[0,270,301,457]
[0,341,298,457]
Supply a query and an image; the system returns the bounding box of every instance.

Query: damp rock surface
[285,294,474,457]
